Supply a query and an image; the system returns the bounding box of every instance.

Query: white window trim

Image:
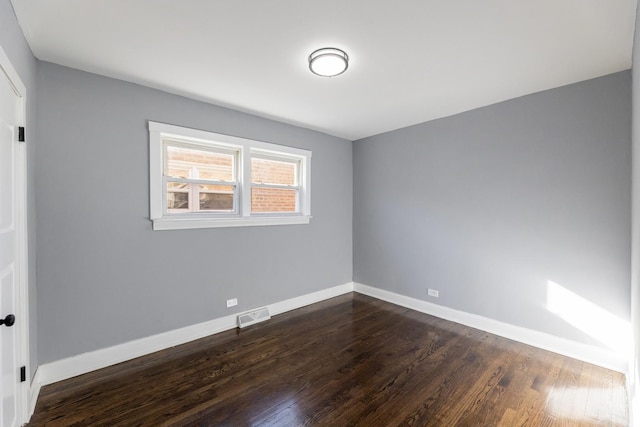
[149,121,312,230]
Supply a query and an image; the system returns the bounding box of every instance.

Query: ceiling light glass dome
[308,48,349,77]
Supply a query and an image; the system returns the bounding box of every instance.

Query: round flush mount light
[308,48,349,77]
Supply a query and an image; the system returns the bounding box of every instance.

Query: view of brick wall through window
[165,145,298,213]
[251,157,297,213]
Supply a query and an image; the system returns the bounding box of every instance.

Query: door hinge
[20,366,26,382]
[18,127,25,142]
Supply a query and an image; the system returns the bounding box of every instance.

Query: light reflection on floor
[250,396,303,426]
[545,386,627,425]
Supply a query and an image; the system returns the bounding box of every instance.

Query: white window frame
[163,140,239,215]
[149,121,311,230]
[250,150,303,216]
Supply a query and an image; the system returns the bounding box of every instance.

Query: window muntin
[149,121,311,230]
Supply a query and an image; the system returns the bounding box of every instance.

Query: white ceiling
[10,0,638,140]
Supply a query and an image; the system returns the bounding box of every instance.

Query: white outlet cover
[428,289,439,298]
[226,298,238,308]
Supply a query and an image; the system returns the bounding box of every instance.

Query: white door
[0,62,23,427]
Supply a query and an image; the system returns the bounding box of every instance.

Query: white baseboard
[269,282,354,316]
[32,279,625,416]
[354,282,627,373]
[36,282,355,387]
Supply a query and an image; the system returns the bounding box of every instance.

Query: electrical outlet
[428,289,439,298]
[226,298,238,308]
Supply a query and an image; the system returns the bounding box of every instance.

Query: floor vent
[237,307,271,328]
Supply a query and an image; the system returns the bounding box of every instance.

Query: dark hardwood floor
[29,293,627,426]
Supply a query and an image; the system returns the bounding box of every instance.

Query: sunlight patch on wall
[546,280,630,355]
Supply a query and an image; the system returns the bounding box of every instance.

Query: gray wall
[631,1,639,421]
[354,72,631,349]
[35,62,352,364]
[0,0,38,377]
[20,11,635,373]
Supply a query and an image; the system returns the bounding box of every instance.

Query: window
[149,122,311,230]
[165,144,238,214]
[251,155,300,213]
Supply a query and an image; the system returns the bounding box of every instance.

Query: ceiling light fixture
[308,48,349,77]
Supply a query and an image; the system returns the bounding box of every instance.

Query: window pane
[199,185,234,211]
[166,145,234,181]
[166,166,190,179]
[251,157,297,186]
[166,183,234,212]
[167,182,189,210]
[251,187,297,213]
[168,192,189,210]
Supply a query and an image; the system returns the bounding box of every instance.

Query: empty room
[1,0,640,426]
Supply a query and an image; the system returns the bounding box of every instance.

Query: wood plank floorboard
[28,293,628,426]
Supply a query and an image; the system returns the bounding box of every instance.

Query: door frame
[0,44,30,425]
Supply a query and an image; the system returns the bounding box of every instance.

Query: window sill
[152,215,311,230]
